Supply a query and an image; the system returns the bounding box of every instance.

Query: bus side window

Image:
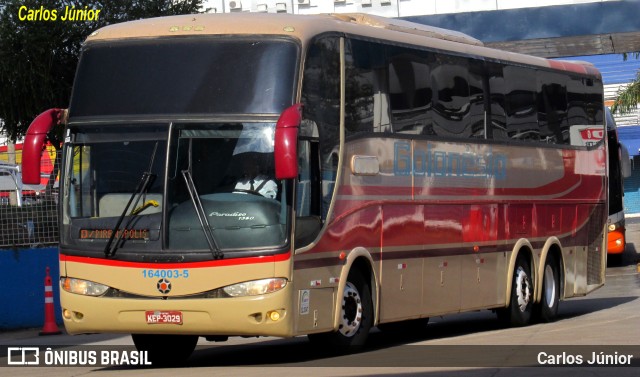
[297,120,321,217]
[537,71,569,145]
[567,77,590,131]
[295,135,322,247]
[504,66,539,142]
[431,54,471,138]
[344,38,383,136]
[387,48,432,135]
[299,36,341,246]
[486,62,508,141]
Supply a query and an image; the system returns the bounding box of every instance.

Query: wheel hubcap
[339,282,362,337]
[515,266,531,312]
[544,264,556,307]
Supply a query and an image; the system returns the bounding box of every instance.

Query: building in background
[203,0,628,17]
[200,0,640,213]
[3,0,638,211]
[199,1,639,126]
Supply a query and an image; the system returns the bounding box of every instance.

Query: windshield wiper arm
[181,169,223,260]
[104,172,156,257]
[104,142,159,258]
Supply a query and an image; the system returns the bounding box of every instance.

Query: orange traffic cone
[39,267,62,336]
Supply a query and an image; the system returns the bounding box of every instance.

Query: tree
[0,0,205,141]
[611,52,640,115]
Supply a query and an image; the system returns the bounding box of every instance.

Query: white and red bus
[22,13,607,363]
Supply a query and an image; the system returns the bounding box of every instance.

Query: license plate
[145,310,183,325]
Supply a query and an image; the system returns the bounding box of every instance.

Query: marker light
[222,278,287,297]
[268,310,281,321]
[61,277,109,296]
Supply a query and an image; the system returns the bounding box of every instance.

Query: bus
[605,108,631,258]
[22,13,607,363]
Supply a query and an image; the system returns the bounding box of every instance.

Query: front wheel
[498,254,533,327]
[131,334,198,366]
[308,269,373,352]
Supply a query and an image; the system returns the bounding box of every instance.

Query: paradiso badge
[157,278,172,294]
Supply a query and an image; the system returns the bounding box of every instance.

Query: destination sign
[79,229,149,240]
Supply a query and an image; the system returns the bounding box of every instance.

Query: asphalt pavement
[0,217,640,366]
[619,216,640,267]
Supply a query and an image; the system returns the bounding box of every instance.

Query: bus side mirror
[274,104,302,180]
[22,108,64,185]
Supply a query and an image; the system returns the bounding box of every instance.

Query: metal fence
[0,198,58,248]
[0,150,60,249]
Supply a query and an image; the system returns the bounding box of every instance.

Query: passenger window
[344,39,388,136]
[537,72,569,145]
[431,54,472,138]
[504,66,539,142]
[387,47,432,135]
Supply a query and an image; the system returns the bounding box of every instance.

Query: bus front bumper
[59,284,295,338]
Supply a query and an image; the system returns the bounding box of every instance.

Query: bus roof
[86,12,601,79]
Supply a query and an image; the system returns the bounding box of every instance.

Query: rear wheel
[498,254,533,327]
[535,254,560,322]
[131,334,198,366]
[308,269,373,352]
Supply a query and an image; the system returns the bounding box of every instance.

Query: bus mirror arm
[274,104,302,180]
[22,108,66,185]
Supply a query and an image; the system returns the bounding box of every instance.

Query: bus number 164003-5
[142,269,190,279]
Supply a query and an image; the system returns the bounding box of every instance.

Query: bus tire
[498,254,533,327]
[131,334,198,366]
[535,253,560,322]
[308,269,373,352]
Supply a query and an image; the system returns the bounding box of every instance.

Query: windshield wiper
[181,169,223,260]
[104,142,159,258]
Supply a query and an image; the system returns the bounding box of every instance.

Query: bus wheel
[536,254,560,322]
[131,334,198,366]
[499,254,533,327]
[308,269,373,352]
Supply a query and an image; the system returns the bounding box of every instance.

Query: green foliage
[0,0,204,141]
[611,53,640,115]
[611,72,640,115]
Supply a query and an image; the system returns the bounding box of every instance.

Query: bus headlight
[61,277,109,296]
[222,278,287,297]
[608,223,617,232]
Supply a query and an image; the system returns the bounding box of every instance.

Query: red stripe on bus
[60,252,291,269]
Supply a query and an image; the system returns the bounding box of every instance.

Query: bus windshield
[69,37,298,117]
[63,122,289,256]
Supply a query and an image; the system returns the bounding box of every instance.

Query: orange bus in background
[22,13,607,364]
[605,108,631,256]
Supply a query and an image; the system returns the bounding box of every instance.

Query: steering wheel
[232,188,263,197]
